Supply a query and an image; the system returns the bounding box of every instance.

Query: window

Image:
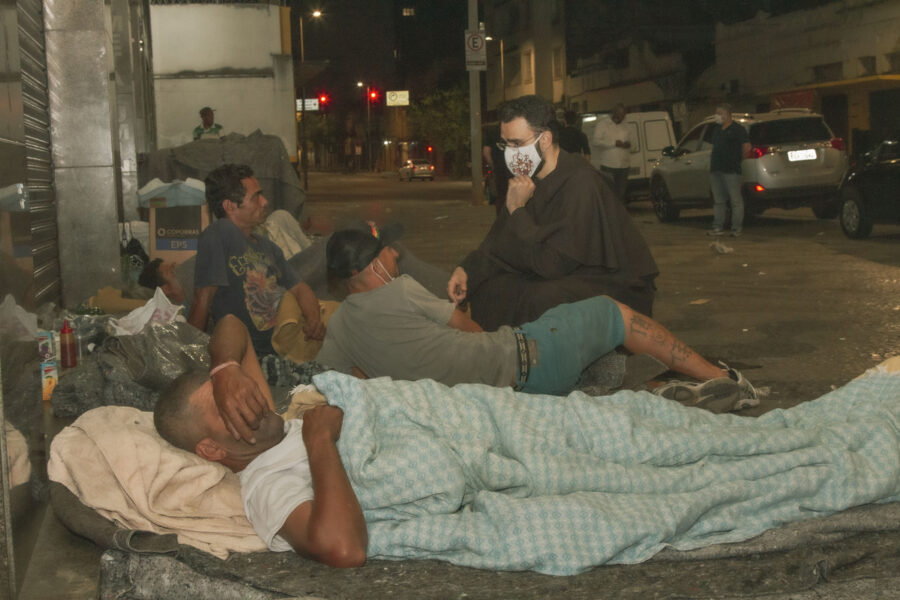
[520,0,530,30]
[677,124,706,154]
[812,62,842,82]
[876,141,899,161]
[522,50,533,84]
[701,122,717,147]
[889,51,900,73]
[859,56,876,77]
[402,7,415,16]
[552,46,563,80]
[550,0,562,24]
[748,118,831,146]
[644,119,672,151]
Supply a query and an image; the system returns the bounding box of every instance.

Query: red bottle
[60,319,77,369]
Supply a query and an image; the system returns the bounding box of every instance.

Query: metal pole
[468,0,484,204]
[500,38,505,103]
[366,86,372,171]
[299,17,308,190]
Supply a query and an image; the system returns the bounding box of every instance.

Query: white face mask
[714,114,724,125]
[504,133,544,178]
[371,258,395,285]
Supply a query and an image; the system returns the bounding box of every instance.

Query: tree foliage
[408,82,470,177]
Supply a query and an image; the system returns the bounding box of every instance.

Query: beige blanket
[48,406,265,559]
[6,421,31,487]
[47,387,328,559]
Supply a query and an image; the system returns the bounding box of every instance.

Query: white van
[581,111,676,202]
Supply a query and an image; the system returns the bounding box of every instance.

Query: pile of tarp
[138,130,305,218]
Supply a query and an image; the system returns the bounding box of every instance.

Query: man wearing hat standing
[194,106,224,140]
[316,228,758,409]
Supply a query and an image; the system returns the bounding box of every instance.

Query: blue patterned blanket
[313,371,900,575]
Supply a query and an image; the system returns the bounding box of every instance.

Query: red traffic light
[368,89,380,102]
[318,93,329,104]
[427,145,433,153]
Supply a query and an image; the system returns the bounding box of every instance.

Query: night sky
[285,0,839,118]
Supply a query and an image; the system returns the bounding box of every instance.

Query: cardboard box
[149,203,211,264]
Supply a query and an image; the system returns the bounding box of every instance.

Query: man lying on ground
[154,314,367,567]
[154,316,900,574]
[315,228,758,409]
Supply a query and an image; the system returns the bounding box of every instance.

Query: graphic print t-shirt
[195,218,300,356]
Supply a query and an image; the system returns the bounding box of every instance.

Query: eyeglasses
[496,131,543,152]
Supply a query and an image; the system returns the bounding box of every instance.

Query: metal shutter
[18,0,59,305]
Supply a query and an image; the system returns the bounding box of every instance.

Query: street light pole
[358,81,372,171]
[366,85,372,171]
[299,15,307,190]
[298,10,322,191]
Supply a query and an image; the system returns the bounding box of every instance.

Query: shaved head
[154,370,209,452]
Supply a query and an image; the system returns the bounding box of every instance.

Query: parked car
[581,111,676,202]
[649,109,849,223]
[399,158,435,181]
[839,139,900,239]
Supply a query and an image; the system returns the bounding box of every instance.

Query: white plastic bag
[108,287,185,336]
[0,293,38,340]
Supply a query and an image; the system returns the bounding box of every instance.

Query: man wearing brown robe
[447,95,659,330]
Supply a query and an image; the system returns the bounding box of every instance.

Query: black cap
[199,106,214,113]
[326,223,404,280]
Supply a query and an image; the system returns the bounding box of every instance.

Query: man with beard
[189,164,325,381]
[447,95,658,330]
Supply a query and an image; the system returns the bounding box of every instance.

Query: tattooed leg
[617,302,726,381]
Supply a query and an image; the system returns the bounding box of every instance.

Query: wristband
[210,360,240,378]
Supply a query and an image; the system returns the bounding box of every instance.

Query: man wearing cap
[194,106,224,140]
[316,227,758,408]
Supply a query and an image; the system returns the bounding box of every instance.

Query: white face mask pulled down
[504,133,544,178]
[371,258,395,285]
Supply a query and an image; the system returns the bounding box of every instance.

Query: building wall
[695,0,900,100]
[566,41,685,114]
[484,0,566,110]
[692,0,900,151]
[150,4,297,154]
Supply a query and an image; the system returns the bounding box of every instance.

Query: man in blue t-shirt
[188,164,324,357]
[707,103,751,237]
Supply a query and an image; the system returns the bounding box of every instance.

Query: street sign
[295,98,319,112]
[465,30,486,71]
[386,90,409,106]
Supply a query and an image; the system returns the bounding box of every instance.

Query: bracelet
[210,360,240,378]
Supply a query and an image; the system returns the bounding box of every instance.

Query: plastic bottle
[60,319,77,369]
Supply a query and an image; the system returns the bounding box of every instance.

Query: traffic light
[427,145,433,153]
[318,93,329,105]
[368,88,380,103]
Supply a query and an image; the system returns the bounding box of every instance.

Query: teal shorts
[519,296,625,396]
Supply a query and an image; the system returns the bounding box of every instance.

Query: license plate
[787,149,816,162]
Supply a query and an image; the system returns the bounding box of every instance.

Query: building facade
[693,0,900,154]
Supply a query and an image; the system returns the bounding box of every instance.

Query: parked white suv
[649,109,849,222]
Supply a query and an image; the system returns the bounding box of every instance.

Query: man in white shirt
[591,104,633,202]
[153,314,367,567]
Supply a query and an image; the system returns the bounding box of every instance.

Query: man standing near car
[708,103,751,237]
[591,104,633,203]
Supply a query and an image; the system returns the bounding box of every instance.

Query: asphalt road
[302,171,900,412]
